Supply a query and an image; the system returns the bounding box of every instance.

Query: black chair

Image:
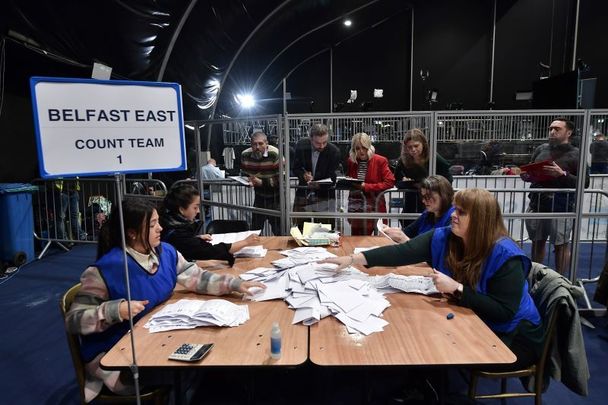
[60,284,170,404]
[206,219,249,234]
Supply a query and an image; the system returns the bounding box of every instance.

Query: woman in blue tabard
[323,188,543,370]
[65,199,265,402]
[382,175,455,244]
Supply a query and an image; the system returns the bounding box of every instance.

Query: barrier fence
[27,109,607,312]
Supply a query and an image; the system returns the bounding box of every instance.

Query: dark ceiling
[1,0,413,119]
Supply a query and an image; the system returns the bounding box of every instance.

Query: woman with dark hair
[160,184,258,266]
[324,188,543,370]
[66,199,264,401]
[346,132,395,235]
[394,128,452,226]
[382,175,454,243]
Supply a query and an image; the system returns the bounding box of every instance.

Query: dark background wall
[1,0,606,182]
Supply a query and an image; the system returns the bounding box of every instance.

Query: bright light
[343,19,352,27]
[236,93,256,109]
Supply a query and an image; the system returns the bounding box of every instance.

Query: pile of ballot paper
[233,245,267,258]
[144,298,250,333]
[240,246,440,336]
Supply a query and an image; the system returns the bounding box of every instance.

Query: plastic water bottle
[270,322,282,359]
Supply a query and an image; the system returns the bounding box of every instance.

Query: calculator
[168,343,214,362]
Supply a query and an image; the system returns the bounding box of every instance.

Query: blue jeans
[57,191,85,240]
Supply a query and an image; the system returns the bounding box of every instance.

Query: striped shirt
[357,160,368,180]
[65,247,242,402]
[240,144,281,199]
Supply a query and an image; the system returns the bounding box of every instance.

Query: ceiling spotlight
[235,93,255,109]
[343,19,352,27]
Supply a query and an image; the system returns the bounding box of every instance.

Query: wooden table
[309,236,517,367]
[101,236,515,371]
[101,237,308,370]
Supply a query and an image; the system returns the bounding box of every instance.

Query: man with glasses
[523,117,589,274]
[292,123,341,226]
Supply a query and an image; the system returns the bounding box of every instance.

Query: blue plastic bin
[0,183,38,265]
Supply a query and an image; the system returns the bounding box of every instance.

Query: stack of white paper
[233,245,268,258]
[210,230,261,245]
[369,273,439,295]
[144,298,250,333]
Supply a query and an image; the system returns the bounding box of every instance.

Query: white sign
[30,77,186,178]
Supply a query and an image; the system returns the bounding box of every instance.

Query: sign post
[31,77,186,404]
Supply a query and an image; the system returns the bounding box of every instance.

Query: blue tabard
[80,242,178,362]
[430,226,540,333]
[417,206,455,235]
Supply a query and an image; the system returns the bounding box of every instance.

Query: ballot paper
[228,176,251,186]
[353,247,379,254]
[144,299,250,333]
[370,274,439,295]
[376,219,396,243]
[233,245,267,258]
[290,222,338,247]
[210,230,261,245]
[239,249,393,335]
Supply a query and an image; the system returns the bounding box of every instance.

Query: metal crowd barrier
[32,177,167,258]
[172,178,281,236]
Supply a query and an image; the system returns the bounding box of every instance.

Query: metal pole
[409,8,414,111]
[284,112,291,234]
[194,124,206,228]
[330,47,333,112]
[489,0,497,103]
[115,173,141,405]
[569,110,590,282]
[283,79,288,116]
[277,113,287,235]
[571,0,580,71]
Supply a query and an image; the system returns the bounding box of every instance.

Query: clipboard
[519,159,554,182]
[336,176,363,190]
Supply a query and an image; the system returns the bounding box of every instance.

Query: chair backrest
[59,283,87,404]
[536,296,565,377]
[206,219,249,234]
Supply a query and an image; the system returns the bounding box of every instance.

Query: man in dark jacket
[292,123,341,226]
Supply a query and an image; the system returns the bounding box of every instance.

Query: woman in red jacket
[346,132,395,235]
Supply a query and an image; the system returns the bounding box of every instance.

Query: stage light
[347,90,358,104]
[235,93,255,109]
[344,19,352,27]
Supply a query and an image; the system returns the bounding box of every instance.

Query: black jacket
[160,213,235,265]
[292,138,341,199]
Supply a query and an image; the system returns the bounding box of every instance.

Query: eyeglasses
[420,192,435,202]
[454,206,467,216]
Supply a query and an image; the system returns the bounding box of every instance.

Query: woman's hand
[243,233,260,245]
[197,234,213,241]
[429,268,461,295]
[238,281,267,295]
[119,299,149,320]
[383,227,409,243]
[229,233,261,254]
[320,253,366,271]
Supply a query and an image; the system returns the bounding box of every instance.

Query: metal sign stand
[114,173,142,405]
